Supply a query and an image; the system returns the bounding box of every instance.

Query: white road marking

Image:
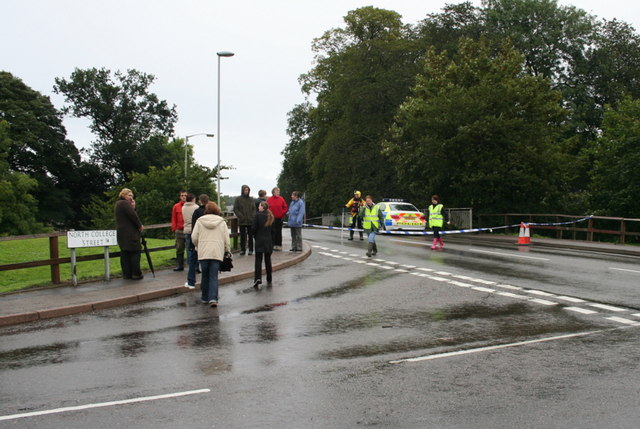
[416,267,434,272]
[588,303,627,312]
[565,307,598,315]
[379,265,393,270]
[555,296,586,303]
[472,286,496,293]
[467,248,550,261]
[349,254,359,257]
[374,259,385,262]
[385,261,400,265]
[389,331,603,364]
[523,290,555,297]
[401,264,417,268]
[429,276,449,282]
[529,298,558,306]
[471,278,498,286]
[606,316,639,325]
[434,271,452,276]
[0,389,210,421]
[496,284,522,291]
[450,281,473,288]
[609,267,640,274]
[633,313,640,318]
[395,269,409,273]
[366,263,379,267]
[497,292,529,300]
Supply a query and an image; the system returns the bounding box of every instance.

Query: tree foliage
[588,98,640,217]
[280,2,640,218]
[54,68,178,184]
[385,39,571,213]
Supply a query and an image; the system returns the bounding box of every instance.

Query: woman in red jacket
[266,187,288,251]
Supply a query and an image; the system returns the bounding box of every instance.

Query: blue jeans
[185,234,198,286]
[200,259,220,302]
[367,231,376,243]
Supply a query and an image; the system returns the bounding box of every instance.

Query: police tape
[294,215,593,236]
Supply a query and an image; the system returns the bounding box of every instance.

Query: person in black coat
[114,188,144,280]
[252,201,274,288]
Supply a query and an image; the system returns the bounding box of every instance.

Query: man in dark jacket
[233,185,256,255]
[115,188,144,280]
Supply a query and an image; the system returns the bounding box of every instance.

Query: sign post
[66,230,118,286]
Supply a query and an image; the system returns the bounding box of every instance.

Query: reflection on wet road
[2,229,640,427]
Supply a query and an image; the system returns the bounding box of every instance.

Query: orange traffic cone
[517,222,531,245]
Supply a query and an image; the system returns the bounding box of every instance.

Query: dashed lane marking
[466,248,550,261]
[530,298,558,306]
[565,306,598,315]
[606,316,640,325]
[472,286,496,293]
[317,248,637,326]
[588,303,627,312]
[609,267,640,274]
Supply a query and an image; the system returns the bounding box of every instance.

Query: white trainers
[209,300,218,307]
[184,282,195,289]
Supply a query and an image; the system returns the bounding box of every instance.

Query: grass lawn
[0,236,176,294]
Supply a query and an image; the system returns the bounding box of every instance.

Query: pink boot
[431,238,438,250]
[438,238,444,250]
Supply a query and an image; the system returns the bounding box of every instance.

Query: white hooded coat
[191,214,231,261]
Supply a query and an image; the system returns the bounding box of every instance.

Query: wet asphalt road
[2,229,640,428]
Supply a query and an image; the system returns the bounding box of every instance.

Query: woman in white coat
[191,202,230,307]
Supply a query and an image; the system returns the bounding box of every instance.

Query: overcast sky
[3,0,640,197]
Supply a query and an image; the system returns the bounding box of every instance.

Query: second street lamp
[184,133,214,186]
[216,50,235,208]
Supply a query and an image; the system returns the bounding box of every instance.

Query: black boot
[366,243,373,258]
[372,243,378,255]
[348,230,354,241]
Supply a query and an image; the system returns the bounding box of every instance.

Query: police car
[376,199,426,230]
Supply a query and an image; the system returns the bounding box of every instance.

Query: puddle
[0,341,79,369]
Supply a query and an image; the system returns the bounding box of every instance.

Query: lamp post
[216,50,235,208]
[184,133,214,186]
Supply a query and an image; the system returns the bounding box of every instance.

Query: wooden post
[50,235,60,284]
[587,217,594,242]
[620,219,626,245]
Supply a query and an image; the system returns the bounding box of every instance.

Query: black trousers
[254,252,272,282]
[120,249,142,278]
[272,218,283,246]
[239,225,254,252]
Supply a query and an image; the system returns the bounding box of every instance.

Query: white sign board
[67,230,118,248]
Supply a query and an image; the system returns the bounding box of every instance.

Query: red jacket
[171,201,185,231]
[267,195,288,219]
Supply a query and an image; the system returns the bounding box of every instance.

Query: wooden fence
[0,217,239,285]
[477,214,640,244]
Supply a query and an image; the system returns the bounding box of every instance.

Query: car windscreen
[389,203,419,212]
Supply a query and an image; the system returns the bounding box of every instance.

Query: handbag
[219,252,233,272]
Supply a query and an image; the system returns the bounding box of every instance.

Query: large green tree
[0,71,104,228]
[588,97,640,217]
[287,7,423,214]
[54,68,178,184]
[0,120,43,234]
[385,38,572,213]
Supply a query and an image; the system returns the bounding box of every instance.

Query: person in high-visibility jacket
[359,195,386,257]
[427,194,449,250]
[345,190,365,241]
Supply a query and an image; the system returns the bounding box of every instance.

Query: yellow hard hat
[354,190,361,197]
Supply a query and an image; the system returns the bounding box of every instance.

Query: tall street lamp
[184,133,214,186]
[217,50,235,208]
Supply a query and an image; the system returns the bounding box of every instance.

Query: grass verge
[0,236,176,294]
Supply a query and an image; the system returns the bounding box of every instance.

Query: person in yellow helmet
[345,190,365,240]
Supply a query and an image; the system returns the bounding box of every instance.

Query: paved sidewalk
[0,240,311,327]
